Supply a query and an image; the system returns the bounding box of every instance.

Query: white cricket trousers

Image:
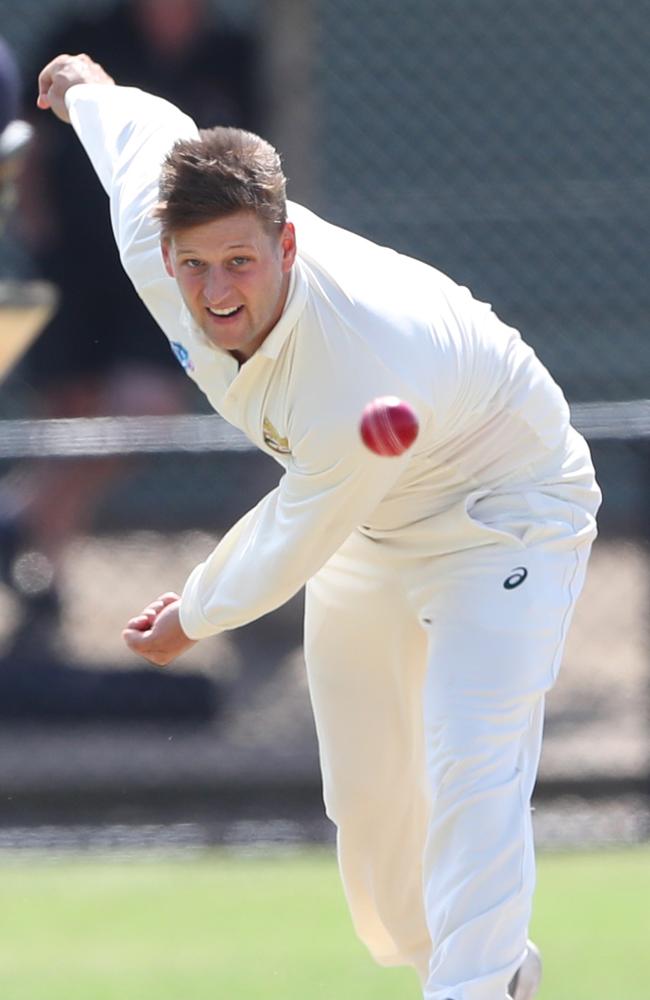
[304,487,598,1000]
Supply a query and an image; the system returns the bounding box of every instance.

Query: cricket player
[37,53,600,1000]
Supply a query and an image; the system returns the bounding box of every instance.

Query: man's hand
[37,53,114,124]
[122,592,197,667]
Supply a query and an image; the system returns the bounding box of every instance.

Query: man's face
[162,210,296,363]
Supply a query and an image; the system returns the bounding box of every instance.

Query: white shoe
[508,940,542,1000]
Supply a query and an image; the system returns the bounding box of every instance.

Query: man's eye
[230,256,251,266]
[183,259,203,269]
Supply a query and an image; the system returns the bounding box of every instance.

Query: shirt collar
[256,259,308,360]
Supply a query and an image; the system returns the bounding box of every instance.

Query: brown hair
[154,127,287,235]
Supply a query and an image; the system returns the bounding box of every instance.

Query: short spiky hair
[155,127,287,236]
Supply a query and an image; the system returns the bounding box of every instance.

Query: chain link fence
[0,0,648,848]
[308,0,650,845]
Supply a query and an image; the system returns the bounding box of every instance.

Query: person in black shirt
[3,1,264,651]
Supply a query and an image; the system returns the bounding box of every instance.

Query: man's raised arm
[36,53,198,328]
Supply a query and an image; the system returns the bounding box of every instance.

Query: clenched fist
[122,592,197,667]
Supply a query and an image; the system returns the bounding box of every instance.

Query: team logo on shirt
[263,417,291,455]
[170,341,195,372]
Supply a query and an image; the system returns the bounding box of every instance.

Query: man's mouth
[207,305,243,319]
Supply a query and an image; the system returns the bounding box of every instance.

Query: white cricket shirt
[66,85,599,639]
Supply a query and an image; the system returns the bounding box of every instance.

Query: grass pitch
[0,846,648,999]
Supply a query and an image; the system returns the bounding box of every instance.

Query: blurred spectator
[2,0,264,655]
[0,35,32,235]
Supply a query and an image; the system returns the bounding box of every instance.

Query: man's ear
[280,222,297,273]
[161,237,175,278]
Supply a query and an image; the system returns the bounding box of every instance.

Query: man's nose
[203,267,230,304]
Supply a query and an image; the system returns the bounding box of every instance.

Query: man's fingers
[123,625,144,643]
[158,592,181,606]
[122,627,151,655]
[36,86,50,109]
[125,613,153,631]
[122,595,189,668]
[123,593,180,636]
[122,626,155,653]
[122,627,170,667]
[37,53,71,105]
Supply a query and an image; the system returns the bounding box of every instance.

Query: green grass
[0,846,648,999]
[531,847,650,1000]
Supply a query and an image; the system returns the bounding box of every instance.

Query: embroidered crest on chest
[263,417,291,455]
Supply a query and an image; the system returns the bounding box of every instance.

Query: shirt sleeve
[179,408,416,640]
[65,83,198,334]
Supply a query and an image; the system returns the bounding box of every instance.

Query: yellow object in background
[0,280,57,381]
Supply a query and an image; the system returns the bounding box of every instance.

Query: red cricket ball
[359,396,419,457]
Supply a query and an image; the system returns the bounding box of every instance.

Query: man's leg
[304,531,432,981]
[419,539,592,1000]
